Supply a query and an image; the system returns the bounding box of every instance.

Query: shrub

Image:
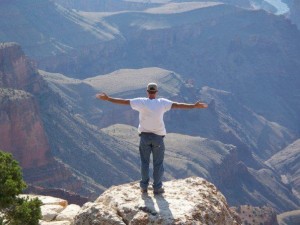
[0,151,42,225]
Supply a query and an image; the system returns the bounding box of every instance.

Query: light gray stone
[74,177,241,225]
[56,204,81,222]
[39,221,71,225]
[41,204,65,222]
[41,207,59,222]
[20,194,68,207]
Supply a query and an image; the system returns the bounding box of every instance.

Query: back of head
[147,83,158,93]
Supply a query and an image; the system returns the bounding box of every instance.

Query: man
[96,83,208,194]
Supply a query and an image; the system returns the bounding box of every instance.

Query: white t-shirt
[130,98,173,136]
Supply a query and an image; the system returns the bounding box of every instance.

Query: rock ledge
[74,176,241,225]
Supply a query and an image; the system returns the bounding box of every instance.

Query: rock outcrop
[0,88,50,168]
[21,195,80,225]
[25,185,89,207]
[74,177,241,225]
[0,43,45,93]
[290,0,300,30]
[277,209,300,225]
[0,43,50,168]
[0,43,101,199]
[266,139,300,197]
[233,205,279,225]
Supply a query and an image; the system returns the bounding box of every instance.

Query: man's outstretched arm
[171,101,208,109]
[96,93,130,105]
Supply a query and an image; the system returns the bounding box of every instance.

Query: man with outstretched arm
[96,83,208,194]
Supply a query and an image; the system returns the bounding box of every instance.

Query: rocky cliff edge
[74,176,241,225]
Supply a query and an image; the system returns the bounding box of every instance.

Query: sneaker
[141,188,148,193]
[153,187,165,194]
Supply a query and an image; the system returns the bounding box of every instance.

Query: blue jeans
[139,133,165,190]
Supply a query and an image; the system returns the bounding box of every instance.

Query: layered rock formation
[0,43,50,168]
[53,0,159,12]
[0,88,49,168]
[25,185,89,207]
[266,139,300,199]
[290,0,300,29]
[0,43,44,93]
[233,205,279,225]
[0,43,103,200]
[1,0,300,213]
[74,177,241,225]
[278,209,300,225]
[41,68,300,212]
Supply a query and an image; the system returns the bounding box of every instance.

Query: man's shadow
[140,193,174,222]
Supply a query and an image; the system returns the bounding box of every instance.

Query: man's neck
[147,94,156,99]
[147,92,157,99]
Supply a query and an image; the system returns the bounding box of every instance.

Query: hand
[194,101,208,108]
[96,92,109,101]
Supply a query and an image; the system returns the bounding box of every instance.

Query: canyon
[0,0,300,220]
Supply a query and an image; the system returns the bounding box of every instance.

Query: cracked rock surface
[74,177,241,225]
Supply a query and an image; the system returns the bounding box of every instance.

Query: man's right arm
[96,93,130,105]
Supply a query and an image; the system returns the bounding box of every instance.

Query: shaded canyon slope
[0,43,140,199]
[1,1,299,133]
[40,2,300,135]
[41,67,299,211]
[1,43,298,211]
[0,43,51,168]
[1,0,300,212]
[267,139,300,201]
[0,43,105,199]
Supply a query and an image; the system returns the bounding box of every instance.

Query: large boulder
[74,177,241,225]
[56,204,81,223]
[20,195,79,225]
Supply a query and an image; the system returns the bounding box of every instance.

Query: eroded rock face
[74,177,241,225]
[0,43,92,197]
[0,43,50,168]
[233,205,279,225]
[290,1,300,29]
[0,43,43,93]
[0,88,49,168]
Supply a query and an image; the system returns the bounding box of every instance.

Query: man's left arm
[171,101,208,109]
